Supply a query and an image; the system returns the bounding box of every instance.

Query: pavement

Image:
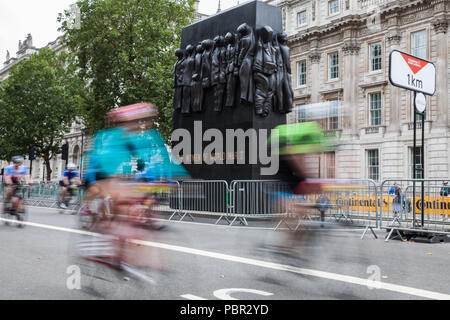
[0,206,449,300]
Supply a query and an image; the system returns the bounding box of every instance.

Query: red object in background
[293,180,323,195]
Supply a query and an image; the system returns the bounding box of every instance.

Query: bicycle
[74,202,165,298]
[78,195,113,230]
[59,183,81,215]
[126,182,173,230]
[2,184,29,228]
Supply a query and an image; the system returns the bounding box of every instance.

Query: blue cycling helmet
[12,156,24,164]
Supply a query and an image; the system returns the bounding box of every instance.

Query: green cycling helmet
[269,121,329,155]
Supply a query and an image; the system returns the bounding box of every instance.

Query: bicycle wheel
[1,209,10,226]
[78,208,98,230]
[74,233,121,298]
[16,207,27,228]
[76,234,155,299]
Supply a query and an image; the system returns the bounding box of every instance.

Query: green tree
[58,0,195,141]
[0,49,85,181]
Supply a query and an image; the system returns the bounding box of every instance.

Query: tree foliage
[0,49,85,180]
[58,0,195,141]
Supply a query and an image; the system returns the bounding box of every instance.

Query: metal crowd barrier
[0,182,84,210]
[168,178,378,228]
[227,179,378,230]
[380,179,450,241]
[8,177,450,242]
[169,180,230,224]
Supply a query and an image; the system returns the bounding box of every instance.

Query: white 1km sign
[389,50,436,96]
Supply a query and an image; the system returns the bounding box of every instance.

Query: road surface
[0,206,449,300]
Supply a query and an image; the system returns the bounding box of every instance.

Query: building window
[410,147,423,179]
[297,11,307,26]
[296,105,306,123]
[297,60,306,86]
[328,52,339,80]
[411,30,427,59]
[325,152,336,179]
[327,99,339,130]
[368,149,379,181]
[369,92,382,126]
[369,42,382,72]
[329,0,339,15]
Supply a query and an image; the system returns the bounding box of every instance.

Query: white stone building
[0,1,207,181]
[273,0,449,182]
[0,34,86,181]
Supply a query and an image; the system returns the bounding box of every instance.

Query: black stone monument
[172,0,291,182]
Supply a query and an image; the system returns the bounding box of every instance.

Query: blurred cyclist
[271,121,328,197]
[80,103,172,219]
[268,122,329,253]
[59,163,81,209]
[3,156,32,213]
[79,115,136,219]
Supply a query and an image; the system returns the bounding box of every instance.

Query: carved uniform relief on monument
[224,32,239,108]
[201,39,214,89]
[181,45,195,114]
[211,36,227,112]
[273,35,284,114]
[237,23,256,105]
[174,24,294,118]
[191,45,204,113]
[278,32,294,114]
[253,26,277,117]
[173,48,185,111]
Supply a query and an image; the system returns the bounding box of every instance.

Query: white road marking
[1,217,449,300]
[25,205,366,232]
[213,288,274,300]
[180,294,208,300]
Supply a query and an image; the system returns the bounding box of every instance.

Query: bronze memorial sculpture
[172,1,290,181]
[173,4,293,118]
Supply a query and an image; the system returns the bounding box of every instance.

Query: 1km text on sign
[389,50,436,96]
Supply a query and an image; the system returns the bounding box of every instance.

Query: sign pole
[413,91,417,228]
[389,49,435,232]
[421,103,425,228]
[29,159,33,198]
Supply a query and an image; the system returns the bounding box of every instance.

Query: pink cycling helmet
[107,102,158,123]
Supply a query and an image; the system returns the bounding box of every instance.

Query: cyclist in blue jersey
[3,156,32,213]
[59,163,81,209]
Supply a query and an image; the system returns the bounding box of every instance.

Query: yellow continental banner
[300,194,450,216]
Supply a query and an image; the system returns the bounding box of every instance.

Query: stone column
[432,17,448,127]
[308,37,321,104]
[342,39,360,136]
[386,24,402,134]
[308,49,321,104]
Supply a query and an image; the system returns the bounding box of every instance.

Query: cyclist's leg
[60,180,67,204]
[3,187,14,212]
[16,194,24,213]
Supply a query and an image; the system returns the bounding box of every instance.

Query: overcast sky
[0,0,244,63]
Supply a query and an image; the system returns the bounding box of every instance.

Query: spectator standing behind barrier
[389,183,398,196]
[392,185,403,215]
[440,181,449,196]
